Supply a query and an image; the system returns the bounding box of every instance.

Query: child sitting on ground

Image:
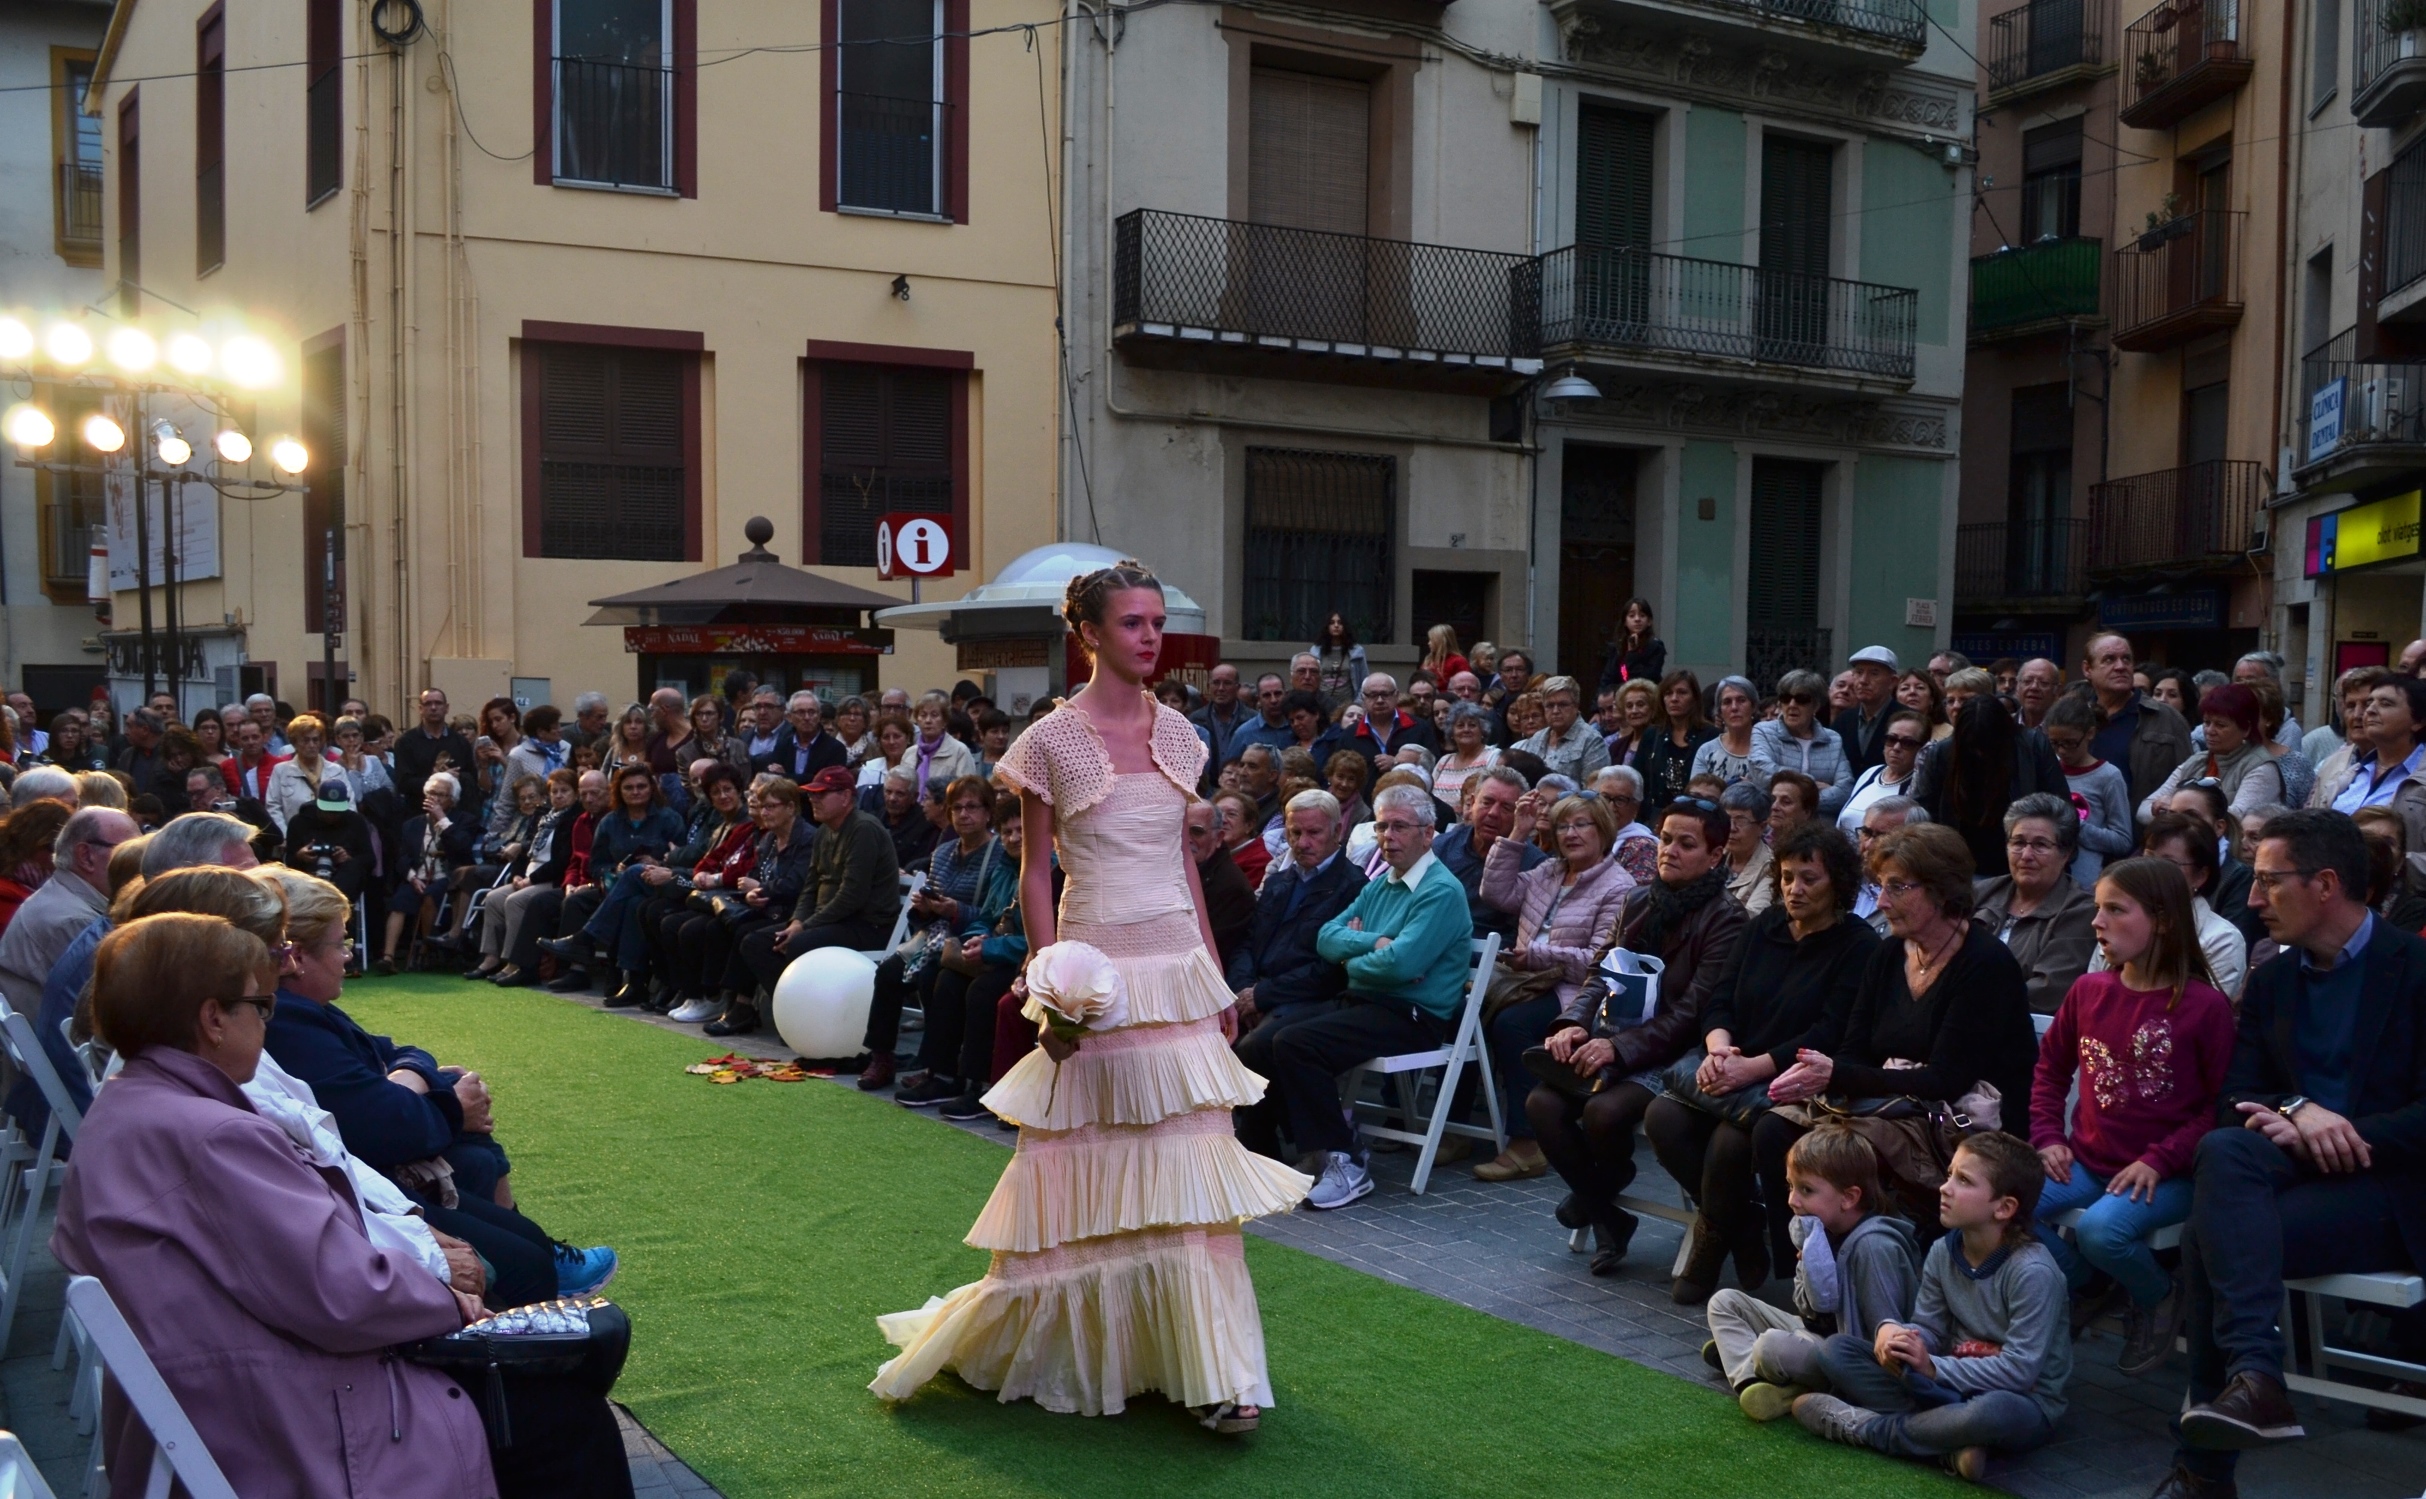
[1794,1131,2070,1484]
[2030,856,2234,1375]
[1705,1123,1922,1421]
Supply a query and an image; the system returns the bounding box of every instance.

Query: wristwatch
[2279,1095,2310,1120]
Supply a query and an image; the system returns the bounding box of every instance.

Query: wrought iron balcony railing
[2355,0,2426,127]
[55,163,102,254]
[2086,459,2266,576]
[2119,0,2250,129]
[837,92,947,217]
[2299,327,2426,464]
[1971,237,2102,335]
[2388,138,2426,309]
[1956,518,2088,601]
[1536,244,1916,381]
[1986,0,2109,95]
[2112,210,2243,351]
[40,496,103,593]
[1673,0,1926,50]
[553,57,673,192]
[1112,208,1542,365]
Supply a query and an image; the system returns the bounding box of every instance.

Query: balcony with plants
[1985,0,2113,106]
[2111,202,2243,351]
[2357,0,2426,128]
[2118,0,2251,129]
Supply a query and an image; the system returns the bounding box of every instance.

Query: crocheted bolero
[993,697,1207,817]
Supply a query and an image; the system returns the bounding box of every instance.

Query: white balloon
[769,946,877,1060]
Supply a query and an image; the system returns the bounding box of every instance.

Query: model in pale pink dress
[871,692,1308,1423]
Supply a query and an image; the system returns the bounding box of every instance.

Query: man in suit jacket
[1831,644,1901,775]
[2160,809,2426,1497]
[755,691,849,783]
[1341,674,1441,777]
[1186,797,1255,975]
[1229,789,1367,1032]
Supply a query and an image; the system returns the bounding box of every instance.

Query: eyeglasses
[1879,878,1924,901]
[2006,837,2063,856]
[1884,734,1925,749]
[1668,796,1720,813]
[1780,693,1815,705]
[220,995,274,1021]
[1857,825,1888,840]
[2250,867,2315,893]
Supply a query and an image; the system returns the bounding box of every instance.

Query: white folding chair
[0,1011,79,1359]
[2283,1270,2426,1421]
[0,1432,57,1499]
[62,1277,239,1499]
[859,872,928,1030]
[1338,935,1504,1195]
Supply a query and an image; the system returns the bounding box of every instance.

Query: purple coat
[1479,837,1636,1007]
[52,1048,496,1499]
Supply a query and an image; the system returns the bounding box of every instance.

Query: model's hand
[1218,1003,1239,1044]
[1038,1022,1078,1063]
[2107,1159,2163,1202]
[2037,1142,2074,1185]
[1544,1025,1587,1063]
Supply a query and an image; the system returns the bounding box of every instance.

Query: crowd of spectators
[4,619,2424,1493]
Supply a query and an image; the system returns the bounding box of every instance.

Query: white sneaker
[1304,1150,1373,1210]
[667,998,719,1023]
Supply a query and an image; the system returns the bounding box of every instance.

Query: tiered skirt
[871,913,1308,1414]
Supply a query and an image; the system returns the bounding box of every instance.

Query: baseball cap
[801,766,856,795]
[315,780,354,814]
[1847,645,1900,671]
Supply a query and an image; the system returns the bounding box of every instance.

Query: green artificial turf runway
[342,977,1963,1499]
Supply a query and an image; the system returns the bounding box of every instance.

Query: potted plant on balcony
[2136,194,2187,250]
[2386,0,2426,59]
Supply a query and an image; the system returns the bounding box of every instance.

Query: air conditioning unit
[2358,376,2409,440]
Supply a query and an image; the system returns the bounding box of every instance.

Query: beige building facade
[77,0,1060,719]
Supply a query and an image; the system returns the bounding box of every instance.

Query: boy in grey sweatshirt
[1795,1132,2072,1483]
[1708,1125,1923,1422]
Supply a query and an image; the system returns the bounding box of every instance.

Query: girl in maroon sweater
[2030,856,2236,1375]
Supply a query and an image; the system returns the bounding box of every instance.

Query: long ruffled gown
[871,699,1309,1415]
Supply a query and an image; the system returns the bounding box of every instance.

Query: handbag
[1769,1093,1988,1229]
[1481,959,1565,1022]
[400,1295,632,1449]
[1659,1048,1773,1127]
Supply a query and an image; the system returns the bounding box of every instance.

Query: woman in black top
[1645,821,1877,1301]
[1749,822,2037,1248]
[1911,694,2066,877]
[1635,669,1718,806]
[1597,597,1667,694]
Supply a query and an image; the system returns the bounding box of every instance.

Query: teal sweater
[1316,855,1476,1020]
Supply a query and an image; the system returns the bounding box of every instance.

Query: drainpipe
[2267,0,2294,656]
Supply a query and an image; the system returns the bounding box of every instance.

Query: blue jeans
[583,866,655,968]
[2033,1165,2192,1307]
[1813,1333,2054,1458]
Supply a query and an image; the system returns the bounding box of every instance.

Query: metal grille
[821,474,951,566]
[816,364,953,566]
[2355,0,2419,112]
[837,93,944,216]
[1987,0,2107,89]
[2112,210,2243,344]
[534,344,688,561]
[1537,246,1916,379]
[1971,237,2102,331]
[554,58,673,190]
[1112,209,1540,361]
[2300,327,2426,454]
[1687,0,1925,47]
[2388,137,2426,304]
[2086,459,2266,575]
[1745,629,1835,692]
[540,462,685,559]
[1955,519,2087,599]
[56,164,101,251]
[2122,0,2246,125]
[1242,448,1395,644]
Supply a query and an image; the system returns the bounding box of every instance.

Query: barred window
[1242,448,1394,644]
[529,343,690,560]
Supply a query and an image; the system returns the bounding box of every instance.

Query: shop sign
[2305,490,2423,578]
[957,638,1051,672]
[622,624,892,656]
[1952,632,2060,663]
[2097,589,2223,631]
[2309,378,2346,463]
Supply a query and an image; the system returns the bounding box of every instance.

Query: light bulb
[214,429,252,464]
[270,438,309,475]
[153,422,191,466]
[165,332,213,376]
[219,335,280,389]
[0,318,32,361]
[44,323,93,367]
[2,405,56,448]
[105,328,157,373]
[80,413,126,453]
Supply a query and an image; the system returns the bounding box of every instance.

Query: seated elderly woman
[1719,781,1775,916]
[1467,788,1634,1184]
[1971,791,2099,1015]
[1751,822,2038,1241]
[380,770,480,970]
[55,912,499,1497]
[1642,822,1878,1302]
[1529,795,1747,1275]
[258,867,619,1298]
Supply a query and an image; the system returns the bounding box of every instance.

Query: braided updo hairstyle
[1062,559,1163,650]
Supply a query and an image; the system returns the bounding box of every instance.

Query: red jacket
[562,811,600,888]
[222,751,290,801]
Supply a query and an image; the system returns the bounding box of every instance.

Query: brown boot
[854,1049,897,1091]
[1671,1217,1729,1305]
[1472,1139,1547,1181]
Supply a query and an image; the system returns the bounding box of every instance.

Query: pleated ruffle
[871,1224,1273,1414]
[966,1108,1311,1253]
[1023,936,1234,1029]
[982,1014,1267,1131]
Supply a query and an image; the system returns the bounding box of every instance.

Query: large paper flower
[1024,941,1128,1033]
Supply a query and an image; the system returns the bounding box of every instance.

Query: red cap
[801,766,857,795]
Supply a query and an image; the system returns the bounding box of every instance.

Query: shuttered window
[1248,68,1370,235]
[814,365,953,566]
[2021,120,2082,241]
[117,96,139,314]
[1759,135,1833,277]
[197,9,225,274]
[1575,106,1654,248]
[302,340,347,630]
[307,0,342,204]
[1748,459,1824,629]
[1242,448,1394,643]
[531,343,690,560]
